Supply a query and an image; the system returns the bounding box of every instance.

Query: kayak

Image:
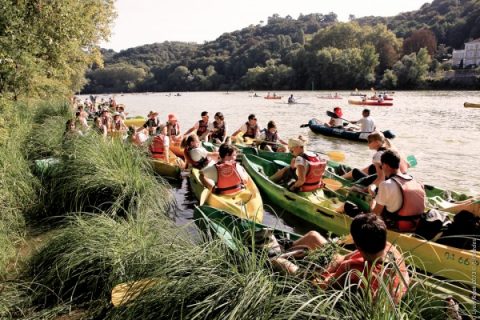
[348,99,393,106]
[306,119,395,142]
[194,205,475,306]
[124,117,146,127]
[464,102,480,108]
[150,153,183,179]
[317,95,342,99]
[188,167,264,222]
[264,96,282,99]
[169,140,184,158]
[241,153,480,287]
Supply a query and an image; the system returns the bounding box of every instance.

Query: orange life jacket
[215,161,244,195]
[150,135,166,160]
[299,153,327,192]
[184,147,209,169]
[390,174,426,232]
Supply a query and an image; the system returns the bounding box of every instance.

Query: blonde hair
[367,131,391,149]
[181,134,199,149]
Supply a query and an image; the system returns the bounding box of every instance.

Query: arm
[290,164,306,190]
[231,129,242,137]
[200,171,215,191]
[371,163,385,187]
[183,127,195,136]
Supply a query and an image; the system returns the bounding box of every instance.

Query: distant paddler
[325,107,345,128]
[288,94,296,104]
[184,111,212,141]
[348,108,376,139]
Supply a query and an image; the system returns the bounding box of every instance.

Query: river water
[83,91,480,233]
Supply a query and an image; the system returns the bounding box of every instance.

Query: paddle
[111,278,159,307]
[244,137,346,162]
[326,111,396,139]
[406,155,417,168]
[199,188,210,206]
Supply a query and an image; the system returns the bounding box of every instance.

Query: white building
[452,38,480,68]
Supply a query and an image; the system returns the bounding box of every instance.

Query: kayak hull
[150,153,183,179]
[124,117,146,127]
[348,99,393,106]
[308,119,369,142]
[189,168,264,223]
[464,102,480,108]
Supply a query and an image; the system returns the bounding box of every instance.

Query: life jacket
[184,146,209,169]
[214,161,244,195]
[243,122,258,138]
[387,174,426,232]
[299,153,326,192]
[264,130,278,143]
[166,122,179,136]
[211,120,226,140]
[150,135,166,160]
[196,120,208,137]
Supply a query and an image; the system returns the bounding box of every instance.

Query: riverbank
[0,99,474,319]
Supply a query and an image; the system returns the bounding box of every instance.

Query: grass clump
[24,213,190,309]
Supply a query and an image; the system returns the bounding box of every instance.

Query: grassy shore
[0,99,473,319]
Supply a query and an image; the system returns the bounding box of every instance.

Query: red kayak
[348,99,393,106]
[264,96,282,100]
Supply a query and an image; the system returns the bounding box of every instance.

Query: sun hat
[288,137,306,149]
[148,111,159,117]
[168,113,177,121]
[113,112,121,117]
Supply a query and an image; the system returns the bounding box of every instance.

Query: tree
[403,29,437,56]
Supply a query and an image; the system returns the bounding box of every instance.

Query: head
[182,134,200,149]
[288,135,307,156]
[65,119,76,131]
[113,112,121,120]
[94,117,101,126]
[267,120,277,133]
[350,213,387,257]
[380,149,401,176]
[334,107,343,118]
[148,111,159,119]
[367,132,388,150]
[362,109,370,117]
[200,111,209,122]
[219,143,237,161]
[168,113,177,123]
[101,110,109,118]
[248,114,257,125]
[214,112,224,122]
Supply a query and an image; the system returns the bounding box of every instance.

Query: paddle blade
[326,150,345,162]
[323,178,343,191]
[199,188,210,206]
[111,278,158,307]
[300,124,309,128]
[406,155,417,168]
[382,130,395,139]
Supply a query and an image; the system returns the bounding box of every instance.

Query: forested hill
[83,1,480,93]
[356,0,480,49]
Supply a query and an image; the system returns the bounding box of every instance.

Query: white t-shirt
[239,123,261,137]
[330,118,343,127]
[375,179,402,212]
[356,116,376,132]
[189,147,208,162]
[201,162,249,183]
[372,150,385,166]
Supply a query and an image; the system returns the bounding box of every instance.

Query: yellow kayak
[124,117,147,127]
[150,153,184,179]
[464,102,480,108]
[169,141,185,158]
[189,168,264,223]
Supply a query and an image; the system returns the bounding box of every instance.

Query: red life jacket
[243,122,258,138]
[150,135,166,160]
[184,147,208,169]
[196,120,208,137]
[299,153,326,192]
[390,174,426,232]
[215,161,244,195]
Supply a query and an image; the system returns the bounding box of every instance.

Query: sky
[101,0,432,52]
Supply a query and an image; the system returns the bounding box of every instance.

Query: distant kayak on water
[348,99,393,107]
[464,102,480,108]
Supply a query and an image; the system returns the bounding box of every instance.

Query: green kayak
[194,205,476,308]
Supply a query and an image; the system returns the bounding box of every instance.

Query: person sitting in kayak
[269,136,326,192]
[209,112,228,144]
[325,107,344,128]
[165,113,182,143]
[271,213,409,304]
[184,111,212,141]
[369,150,426,232]
[200,143,249,195]
[259,120,288,152]
[232,114,261,142]
[341,132,409,187]
[138,111,160,136]
[112,112,127,133]
[288,94,295,104]
[349,109,376,139]
[149,125,170,162]
[182,134,218,169]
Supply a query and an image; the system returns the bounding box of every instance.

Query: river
[82,91,480,233]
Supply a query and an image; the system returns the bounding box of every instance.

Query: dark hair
[362,109,370,115]
[267,120,276,129]
[219,143,236,158]
[181,134,199,148]
[381,149,400,169]
[350,213,387,254]
[248,114,256,120]
[201,111,208,117]
[214,112,224,120]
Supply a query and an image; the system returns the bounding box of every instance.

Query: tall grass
[39,134,174,218]
[24,213,191,309]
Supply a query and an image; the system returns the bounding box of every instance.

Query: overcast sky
[101,0,432,51]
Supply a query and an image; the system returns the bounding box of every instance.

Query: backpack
[415,209,451,241]
[437,210,480,250]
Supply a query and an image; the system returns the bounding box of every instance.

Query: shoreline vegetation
[0,0,478,318]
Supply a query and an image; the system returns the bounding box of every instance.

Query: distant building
[452,38,480,68]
